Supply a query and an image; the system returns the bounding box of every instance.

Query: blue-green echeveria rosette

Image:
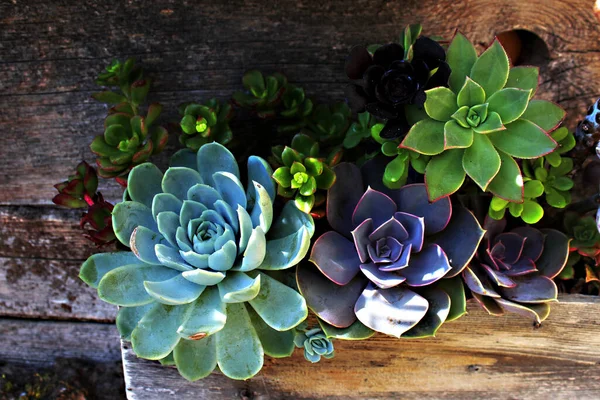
[294,327,335,363]
[297,160,485,339]
[80,142,314,381]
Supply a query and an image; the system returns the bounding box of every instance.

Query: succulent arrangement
[53,24,598,382]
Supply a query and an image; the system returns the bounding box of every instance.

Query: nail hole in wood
[468,364,482,373]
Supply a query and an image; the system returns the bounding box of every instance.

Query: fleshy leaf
[520,100,566,132]
[80,252,143,288]
[425,149,466,201]
[536,229,570,278]
[488,119,557,159]
[112,202,158,247]
[424,87,458,121]
[444,120,473,149]
[258,226,311,270]
[391,184,452,234]
[487,88,531,124]
[434,277,467,321]
[401,244,451,286]
[505,66,539,98]
[173,335,217,381]
[352,187,397,228]
[116,304,154,340]
[457,77,485,108]
[400,119,446,155]
[494,298,551,323]
[128,163,164,208]
[144,274,205,305]
[247,307,295,358]
[162,167,203,201]
[131,303,188,360]
[447,32,478,92]
[488,151,524,202]
[499,275,558,303]
[470,40,509,98]
[177,287,226,339]
[318,318,375,340]
[197,142,240,187]
[402,289,451,338]
[309,231,361,285]
[471,111,504,134]
[218,272,261,303]
[462,133,501,191]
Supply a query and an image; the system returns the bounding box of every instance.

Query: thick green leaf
[488,119,557,159]
[490,196,509,211]
[470,40,510,98]
[112,201,158,247]
[92,91,127,104]
[472,111,504,134]
[424,87,458,121]
[216,303,264,380]
[80,252,143,288]
[400,119,445,155]
[177,287,226,339]
[218,272,261,303]
[247,307,295,357]
[247,271,307,331]
[127,163,164,209]
[551,157,574,177]
[457,77,485,107]
[425,149,466,201]
[384,155,408,183]
[520,100,566,132]
[462,133,501,190]
[546,188,568,208]
[447,32,478,92]
[521,200,544,224]
[131,303,188,360]
[173,335,217,381]
[509,202,524,217]
[487,151,524,202]
[524,180,544,198]
[487,88,531,124]
[552,176,574,191]
[144,274,205,305]
[434,277,467,321]
[444,121,473,149]
[317,318,375,340]
[242,70,265,94]
[505,67,539,98]
[116,303,154,340]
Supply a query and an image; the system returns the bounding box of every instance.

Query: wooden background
[1,0,600,398]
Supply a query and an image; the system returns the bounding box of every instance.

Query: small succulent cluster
[564,211,600,266]
[179,99,233,151]
[294,325,335,363]
[91,58,168,183]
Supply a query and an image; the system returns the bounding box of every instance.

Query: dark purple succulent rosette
[297,161,485,338]
[463,218,570,324]
[344,38,450,139]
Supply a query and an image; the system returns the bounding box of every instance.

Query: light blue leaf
[176,227,192,252]
[144,274,205,305]
[156,211,180,248]
[180,250,209,269]
[269,201,315,239]
[177,287,226,339]
[217,272,261,303]
[236,205,253,255]
[250,181,273,232]
[235,227,266,272]
[213,172,247,210]
[130,226,168,265]
[151,193,182,221]
[162,167,203,200]
[131,303,189,360]
[247,156,276,202]
[216,302,264,380]
[128,163,163,208]
[112,201,158,247]
[213,225,236,251]
[247,307,295,358]
[98,264,180,306]
[155,244,194,271]
[187,184,222,208]
[116,303,154,340]
[247,271,307,331]
[180,200,208,231]
[197,142,240,187]
[182,268,226,286]
[258,226,311,270]
[170,148,197,169]
[174,335,217,381]
[208,240,237,271]
[80,252,143,288]
[214,200,239,234]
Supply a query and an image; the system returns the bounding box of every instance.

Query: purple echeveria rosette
[297,161,485,338]
[464,218,570,324]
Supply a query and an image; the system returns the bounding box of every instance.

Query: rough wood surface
[1,0,600,205]
[122,295,600,400]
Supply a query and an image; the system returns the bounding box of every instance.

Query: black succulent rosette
[344,37,450,139]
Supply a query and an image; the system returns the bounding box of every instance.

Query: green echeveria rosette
[294,327,335,363]
[179,99,233,151]
[80,142,315,381]
[232,70,287,118]
[564,211,600,264]
[400,33,566,202]
[302,103,352,144]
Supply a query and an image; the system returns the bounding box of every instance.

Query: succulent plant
[296,161,485,338]
[232,70,287,118]
[343,111,384,149]
[345,25,450,140]
[401,33,565,202]
[544,126,576,167]
[564,211,600,265]
[80,142,315,381]
[464,218,569,323]
[179,100,233,151]
[302,103,352,144]
[80,193,117,247]
[52,161,98,208]
[278,85,314,133]
[294,327,335,363]
[272,143,336,214]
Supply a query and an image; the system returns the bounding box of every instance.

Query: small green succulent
[294,327,335,363]
[179,99,233,151]
[80,142,315,381]
[272,142,336,214]
[232,70,287,118]
[303,102,351,143]
[278,85,314,133]
[544,126,576,167]
[401,33,565,202]
[343,111,384,149]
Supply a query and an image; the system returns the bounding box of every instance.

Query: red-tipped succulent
[80,192,117,247]
[52,161,98,208]
[463,218,570,324]
[296,161,485,338]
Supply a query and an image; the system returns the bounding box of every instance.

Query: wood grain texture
[1,0,600,205]
[122,295,600,400]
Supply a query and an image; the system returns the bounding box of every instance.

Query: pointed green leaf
[216,303,264,380]
[520,100,566,132]
[472,111,504,134]
[451,105,470,128]
[247,307,295,358]
[487,88,531,124]
[436,277,467,321]
[131,303,187,360]
[424,87,458,121]
[400,119,445,155]
[425,149,466,201]
[447,32,478,92]
[489,119,557,158]
[470,40,510,98]
[488,150,523,202]
[463,133,501,191]
[173,335,217,381]
[505,66,539,98]
[444,121,473,149]
[457,77,486,107]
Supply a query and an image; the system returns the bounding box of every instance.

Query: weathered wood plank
[0,318,123,399]
[123,295,600,400]
[1,0,600,205]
